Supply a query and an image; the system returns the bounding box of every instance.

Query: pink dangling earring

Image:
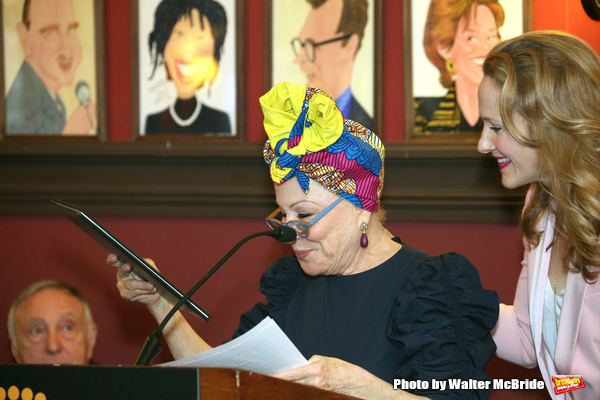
[360,222,369,248]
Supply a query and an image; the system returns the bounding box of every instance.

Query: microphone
[134,226,297,365]
[75,81,90,107]
[270,224,297,242]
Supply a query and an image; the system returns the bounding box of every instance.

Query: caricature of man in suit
[5,0,95,135]
[292,0,372,130]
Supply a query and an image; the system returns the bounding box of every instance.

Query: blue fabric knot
[274,138,287,156]
[289,106,309,143]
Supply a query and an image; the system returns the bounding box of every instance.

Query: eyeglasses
[290,34,352,63]
[265,197,344,238]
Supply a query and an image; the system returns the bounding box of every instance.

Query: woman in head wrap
[108,82,498,399]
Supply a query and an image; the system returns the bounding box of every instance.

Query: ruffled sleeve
[232,256,304,339]
[389,252,499,399]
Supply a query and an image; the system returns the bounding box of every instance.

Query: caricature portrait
[3,0,98,136]
[411,0,524,136]
[271,0,375,131]
[139,0,236,136]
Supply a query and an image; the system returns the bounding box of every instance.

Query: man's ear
[11,341,22,364]
[435,42,452,61]
[17,22,29,56]
[345,33,361,61]
[86,323,98,363]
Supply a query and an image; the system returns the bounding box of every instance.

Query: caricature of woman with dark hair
[144,0,231,135]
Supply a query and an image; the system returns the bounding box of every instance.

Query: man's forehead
[16,288,85,320]
[28,0,75,24]
[300,0,343,39]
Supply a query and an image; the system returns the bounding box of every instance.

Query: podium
[0,364,359,399]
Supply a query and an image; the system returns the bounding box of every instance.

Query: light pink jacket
[492,212,600,400]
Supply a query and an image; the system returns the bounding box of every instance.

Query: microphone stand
[134,227,295,365]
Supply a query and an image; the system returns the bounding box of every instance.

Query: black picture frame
[582,0,600,21]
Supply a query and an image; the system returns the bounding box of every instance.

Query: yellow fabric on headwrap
[260,82,344,184]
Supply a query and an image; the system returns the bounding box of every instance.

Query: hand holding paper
[159,317,308,375]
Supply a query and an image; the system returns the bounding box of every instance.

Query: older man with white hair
[8,280,97,365]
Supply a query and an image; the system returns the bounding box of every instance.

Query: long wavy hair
[483,31,600,283]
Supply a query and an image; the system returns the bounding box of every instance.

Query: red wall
[1,1,599,399]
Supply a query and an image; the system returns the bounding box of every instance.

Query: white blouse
[543,276,565,359]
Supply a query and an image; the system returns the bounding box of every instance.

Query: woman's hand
[106,253,212,359]
[106,254,162,308]
[273,355,427,399]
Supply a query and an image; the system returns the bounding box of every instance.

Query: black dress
[233,239,498,399]
[144,97,231,135]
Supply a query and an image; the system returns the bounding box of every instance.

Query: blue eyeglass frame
[265,197,344,238]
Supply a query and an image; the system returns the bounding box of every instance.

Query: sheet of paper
[158,317,308,375]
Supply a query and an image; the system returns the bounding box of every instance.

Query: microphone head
[75,81,90,107]
[272,226,297,242]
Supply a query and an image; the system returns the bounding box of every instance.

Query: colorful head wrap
[260,82,384,212]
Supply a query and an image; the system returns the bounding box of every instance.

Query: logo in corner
[551,375,586,395]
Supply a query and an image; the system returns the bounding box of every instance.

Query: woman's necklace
[169,97,201,127]
[553,237,567,400]
[553,237,561,333]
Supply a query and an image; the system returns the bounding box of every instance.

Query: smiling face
[440,4,500,88]
[11,288,96,365]
[274,177,369,276]
[163,9,218,99]
[18,0,82,94]
[294,0,355,99]
[477,75,542,189]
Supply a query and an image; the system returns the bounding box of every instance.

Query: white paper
[158,317,308,375]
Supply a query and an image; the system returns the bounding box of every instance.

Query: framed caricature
[132,0,243,140]
[404,0,531,142]
[265,0,381,135]
[0,0,105,140]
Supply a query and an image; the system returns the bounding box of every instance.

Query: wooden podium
[0,364,359,399]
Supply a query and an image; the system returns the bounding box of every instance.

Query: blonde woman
[478,31,600,399]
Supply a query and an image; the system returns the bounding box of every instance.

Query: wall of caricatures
[0,2,598,400]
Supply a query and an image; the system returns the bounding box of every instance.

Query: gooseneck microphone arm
[134,226,296,366]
